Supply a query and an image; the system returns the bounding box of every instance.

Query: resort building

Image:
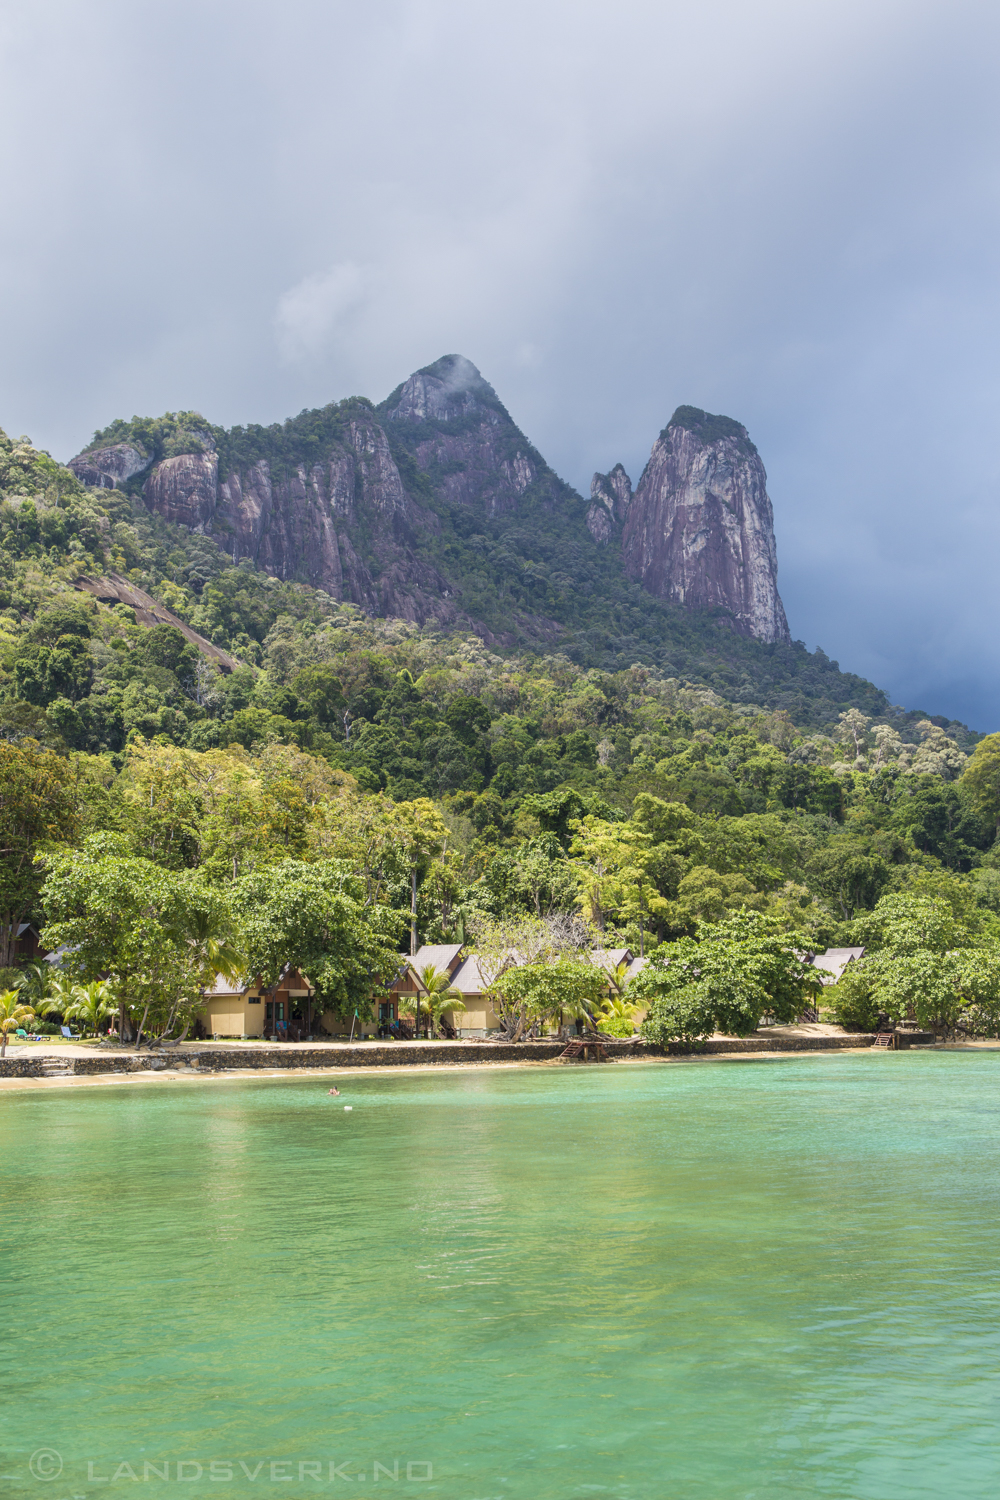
[200,966,316,1040]
[384,944,486,1036]
[199,944,642,1042]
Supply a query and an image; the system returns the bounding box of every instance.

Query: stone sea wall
[0,1034,877,1078]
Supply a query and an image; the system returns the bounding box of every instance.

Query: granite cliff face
[620,407,790,643]
[69,441,152,490]
[68,364,790,646]
[586,463,632,544]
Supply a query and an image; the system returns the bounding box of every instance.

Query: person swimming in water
[328,1086,340,1095]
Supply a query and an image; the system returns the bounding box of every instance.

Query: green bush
[830,979,880,1032]
[597,1016,635,1038]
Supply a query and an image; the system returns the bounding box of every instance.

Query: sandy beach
[0,1022,952,1093]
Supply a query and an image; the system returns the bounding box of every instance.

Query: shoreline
[0,1030,874,1079]
[0,1035,926,1094]
[4,1030,992,1095]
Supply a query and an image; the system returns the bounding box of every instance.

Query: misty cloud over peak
[383,354,504,424]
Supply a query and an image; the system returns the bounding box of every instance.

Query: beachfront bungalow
[413,946,647,1038]
[381,944,469,1035]
[447,953,496,1036]
[383,944,551,1038]
[398,946,640,1038]
[200,966,316,1040]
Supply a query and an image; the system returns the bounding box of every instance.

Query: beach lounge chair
[60,1025,80,1039]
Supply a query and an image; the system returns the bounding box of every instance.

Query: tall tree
[40,836,229,1044]
[233,861,403,1030]
[960,732,1000,836]
[635,911,822,1043]
[0,741,79,967]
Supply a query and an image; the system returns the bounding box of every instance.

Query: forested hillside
[3,421,1000,1048]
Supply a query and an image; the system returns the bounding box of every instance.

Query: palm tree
[606,959,632,998]
[34,971,78,1021]
[62,981,116,1038]
[593,959,639,1036]
[0,990,35,1056]
[14,962,51,1008]
[181,907,245,992]
[559,988,597,1036]
[594,993,639,1036]
[401,964,466,1039]
[160,905,245,1044]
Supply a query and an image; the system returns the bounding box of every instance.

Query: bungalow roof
[203,963,314,998]
[204,973,252,998]
[408,944,464,976]
[589,948,634,972]
[810,947,865,984]
[450,955,486,996]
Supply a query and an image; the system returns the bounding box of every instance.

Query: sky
[2,0,1000,727]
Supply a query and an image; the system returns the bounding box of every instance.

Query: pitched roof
[624,955,649,982]
[450,955,486,995]
[811,947,865,984]
[203,973,251,997]
[409,944,464,976]
[589,948,634,972]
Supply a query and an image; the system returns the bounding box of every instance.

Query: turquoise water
[2,1053,1000,1499]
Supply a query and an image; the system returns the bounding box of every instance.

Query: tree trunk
[410,866,417,957]
[134,1001,151,1049]
[0,912,18,969]
[160,997,180,1041]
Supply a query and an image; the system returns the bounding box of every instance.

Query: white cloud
[274,262,368,363]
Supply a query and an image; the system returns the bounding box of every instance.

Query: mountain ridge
[69,353,789,644]
[0,416,981,766]
[46,355,935,736]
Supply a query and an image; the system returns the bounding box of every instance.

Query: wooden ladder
[557,1038,608,1062]
[872,1032,895,1049]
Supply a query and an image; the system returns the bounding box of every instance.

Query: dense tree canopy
[0,421,997,1042]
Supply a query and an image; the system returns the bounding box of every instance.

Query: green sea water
[2,1052,1000,1500]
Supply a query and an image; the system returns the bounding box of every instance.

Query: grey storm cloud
[2,0,1000,725]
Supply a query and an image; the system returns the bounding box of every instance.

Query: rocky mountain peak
[383,354,502,425]
[586,464,633,544]
[65,368,792,650]
[621,406,790,643]
[661,405,757,456]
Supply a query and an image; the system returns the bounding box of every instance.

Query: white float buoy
[344,1105,352,1111]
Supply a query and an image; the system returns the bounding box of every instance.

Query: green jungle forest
[3,421,1000,1051]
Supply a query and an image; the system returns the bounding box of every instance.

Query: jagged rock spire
[620,406,790,643]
